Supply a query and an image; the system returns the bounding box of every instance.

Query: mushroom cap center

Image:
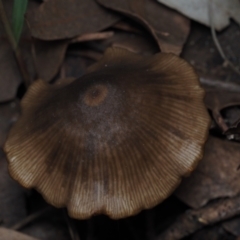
[83,84,108,107]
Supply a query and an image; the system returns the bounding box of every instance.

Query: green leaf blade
[12,0,28,46]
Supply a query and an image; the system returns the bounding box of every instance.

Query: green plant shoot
[12,0,28,46]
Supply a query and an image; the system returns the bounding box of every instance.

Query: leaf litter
[1,0,240,239]
[26,0,121,40]
[0,1,71,101]
[156,0,240,30]
[97,0,190,54]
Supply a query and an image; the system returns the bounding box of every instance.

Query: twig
[208,0,240,75]
[11,207,52,230]
[157,196,240,240]
[200,77,240,92]
[64,210,80,240]
[203,81,235,132]
[0,0,31,86]
[212,109,229,133]
[71,31,114,44]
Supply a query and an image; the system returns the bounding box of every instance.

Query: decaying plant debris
[0,0,240,239]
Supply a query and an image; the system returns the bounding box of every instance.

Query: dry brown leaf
[22,217,70,240]
[182,21,240,85]
[0,150,26,227]
[0,40,21,102]
[190,226,230,240]
[97,0,190,54]
[158,196,240,239]
[191,224,231,240]
[0,36,68,100]
[176,136,240,208]
[63,50,97,78]
[112,19,143,34]
[69,49,103,61]
[205,90,240,111]
[222,217,240,237]
[0,228,39,240]
[0,101,20,147]
[0,0,29,102]
[0,1,70,101]
[102,31,159,55]
[26,0,120,40]
[33,39,69,82]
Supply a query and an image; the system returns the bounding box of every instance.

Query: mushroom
[4,48,210,219]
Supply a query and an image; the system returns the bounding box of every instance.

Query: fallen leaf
[156,0,240,30]
[222,107,240,127]
[182,21,240,85]
[205,90,240,111]
[22,216,70,240]
[26,0,120,40]
[0,101,20,147]
[158,196,240,239]
[67,49,103,61]
[0,1,69,101]
[191,225,232,240]
[97,0,190,54]
[33,39,69,82]
[0,228,39,240]
[222,217,240,237]
[63,49,97,78]
[176,136,240,208]
[0,150,27,227]
[112,19,143,34]
[102,30,159,55]
[0,38,21,102]
[0,35,64,101]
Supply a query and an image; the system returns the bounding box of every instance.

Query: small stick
[71,31,114,44]
[157,196,240,240]
[200,77,240,92]
[212,109,229,133]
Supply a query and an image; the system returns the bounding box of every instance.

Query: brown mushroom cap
[4,48,210,219]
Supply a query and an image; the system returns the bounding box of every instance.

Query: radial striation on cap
[4,48,210,219]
